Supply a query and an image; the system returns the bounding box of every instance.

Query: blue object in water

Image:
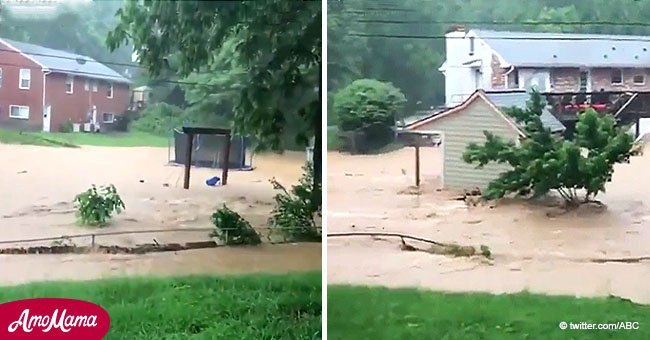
[206,176,221,186]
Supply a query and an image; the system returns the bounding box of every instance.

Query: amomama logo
[0,298,110,339]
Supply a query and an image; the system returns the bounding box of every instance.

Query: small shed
[402,90,565,191]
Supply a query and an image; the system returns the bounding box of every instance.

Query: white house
[439,27,650,107]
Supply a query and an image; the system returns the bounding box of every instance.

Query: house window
[633,74,645,85]
[65,75,74,94]
[84,79,89,91]
[102,112,115,123]
[611,68,623,85]
[508,69,520,88]
[474,69,482,89]
[92,80,98,92]
[469,37,475,56]
[19,69,31,89]
[9,105,29,119]
[107,82,113,98]
[513,69,519,87]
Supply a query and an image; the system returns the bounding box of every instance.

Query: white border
[66,75,74,94]
[18,68,31,90]
[320,1,327,338]
[9,105,30,120]
[102,112,115,123]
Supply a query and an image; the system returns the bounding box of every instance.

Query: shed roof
[0,38,131,84]
[403,90,565,134]
[473,29,650,68]
[485,92,566,133]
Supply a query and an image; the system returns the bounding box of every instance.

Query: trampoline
[169,128,254,170]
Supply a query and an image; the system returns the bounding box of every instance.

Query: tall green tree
[107,0,322,209]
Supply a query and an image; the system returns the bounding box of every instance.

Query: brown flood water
[0,145,321,284]
[327,148,650,304]
[0,244,321,286]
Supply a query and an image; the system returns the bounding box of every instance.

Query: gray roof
[1,38,131,84]
[485,91,566,133]
[400,110,448,127]
[474,29,650,68]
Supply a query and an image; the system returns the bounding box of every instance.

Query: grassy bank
[0,272,321,339]
[39,131,168,147]
[328,285,649,340]
[0,129,167,147]
[0,129,78,147]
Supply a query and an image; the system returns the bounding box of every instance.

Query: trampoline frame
[168,128,253,170]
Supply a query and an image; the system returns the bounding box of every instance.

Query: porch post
[183,133,194,189]
[415,145,421,187]
[221,133,231,186]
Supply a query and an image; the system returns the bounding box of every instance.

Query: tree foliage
[107,0,320,149]
[107,0,322,210]
[463,92,633,205]
[74,184,125,227]
[210,205,261,246]
[333,79,406,131]
[269,162,321,242]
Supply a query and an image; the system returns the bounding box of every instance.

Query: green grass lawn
[0,272,321,339]
[328,285,650,340]
[39,131,169,147]
[0,129,78,147]
[0,129,168,148]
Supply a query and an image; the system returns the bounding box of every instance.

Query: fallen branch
[0,241,220,255]
[328,232,447,247]
[328,232,492,259]
[585,256,650,264]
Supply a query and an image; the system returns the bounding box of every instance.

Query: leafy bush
[59,121,73,133]
[210,205,261,245]
[269,162,321,242]
[74,185,125,226]
[130,103,184,135]
[463,91,633,206]
[333,79,406,131]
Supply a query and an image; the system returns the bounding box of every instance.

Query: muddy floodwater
[328,148,650,304]
[0,144,320,284]
[0,244,321,286]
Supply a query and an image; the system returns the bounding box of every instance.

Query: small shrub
[463,91,633,206]
[74,185,125,226]
[210,205,261,245]
[269,162,321,242]
[59,121,73,133]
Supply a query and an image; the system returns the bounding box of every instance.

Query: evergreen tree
[463,92,633,205]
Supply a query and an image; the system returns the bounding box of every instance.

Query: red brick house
[0,38,132,132]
